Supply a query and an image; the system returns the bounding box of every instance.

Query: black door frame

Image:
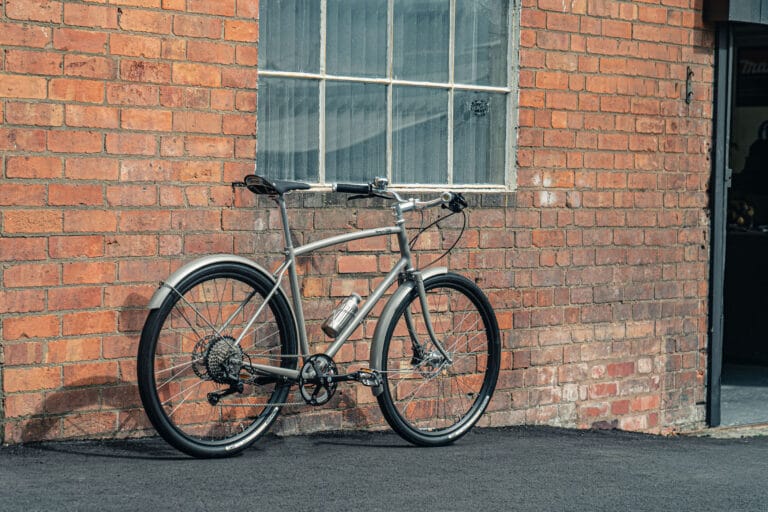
[708,22,733,427]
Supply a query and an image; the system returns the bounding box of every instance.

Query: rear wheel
[377,273,500,446]
[137,262,297,458]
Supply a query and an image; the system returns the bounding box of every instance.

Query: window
[257,0,515,188]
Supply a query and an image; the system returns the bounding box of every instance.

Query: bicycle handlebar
[333,179,466,213]
[333,183,371,195]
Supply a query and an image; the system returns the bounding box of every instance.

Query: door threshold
[689,422,768,439]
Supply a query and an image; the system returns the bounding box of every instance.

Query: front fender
[147,254,277,309]
[368,267,448,396]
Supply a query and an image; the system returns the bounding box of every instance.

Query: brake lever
[443,193,468,213]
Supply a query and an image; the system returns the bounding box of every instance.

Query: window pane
[453,91,506,185]
[327,0,387,77]
[393,0,449,83]
[259,0,320,73]
[393,86,448,184]
[256,78,319,181]
[326,82,387,182]
[455,1,509,87]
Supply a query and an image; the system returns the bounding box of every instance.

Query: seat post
[276,193,293,251]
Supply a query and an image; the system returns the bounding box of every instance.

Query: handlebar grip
[334,183,371,194]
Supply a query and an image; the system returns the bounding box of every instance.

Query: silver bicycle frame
[242,194,430,380]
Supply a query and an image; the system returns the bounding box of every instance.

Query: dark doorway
[719,24,768,427]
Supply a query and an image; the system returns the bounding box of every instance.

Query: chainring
[299,354,337,406]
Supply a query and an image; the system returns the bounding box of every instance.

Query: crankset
[298,355,383,406]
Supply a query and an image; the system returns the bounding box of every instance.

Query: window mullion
[447,0,456,185]
[386,0,394,185]
[319,0,327,184]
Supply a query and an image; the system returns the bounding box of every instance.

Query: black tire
[137,262,297,458]
[377,273,500,446]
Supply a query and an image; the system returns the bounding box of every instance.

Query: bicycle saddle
[244,175,311,195]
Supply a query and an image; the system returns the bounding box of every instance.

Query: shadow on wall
[6,293,152,444]
[7,292,387,445]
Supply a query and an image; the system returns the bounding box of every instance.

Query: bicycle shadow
[10,292,402,457]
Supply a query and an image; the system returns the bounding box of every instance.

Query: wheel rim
[383,280,497,438]
[148,271,291,446]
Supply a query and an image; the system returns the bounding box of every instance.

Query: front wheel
[137,262,297,458]
[377,273,500,446]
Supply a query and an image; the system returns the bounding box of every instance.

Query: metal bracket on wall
[685,66,695,104]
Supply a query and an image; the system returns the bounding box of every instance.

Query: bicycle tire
[137,262,297,458]
[376,273,500,446]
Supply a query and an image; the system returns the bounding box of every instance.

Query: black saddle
[244,175,311,195]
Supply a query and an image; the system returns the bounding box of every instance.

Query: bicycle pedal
[356,368,381,387]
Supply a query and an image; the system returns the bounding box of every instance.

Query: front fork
[404,272,453,365]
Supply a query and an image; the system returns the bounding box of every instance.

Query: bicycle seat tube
[275,194,310,357]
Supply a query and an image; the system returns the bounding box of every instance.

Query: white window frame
[257,0,520,191]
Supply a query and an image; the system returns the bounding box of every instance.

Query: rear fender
[147,254,281,309]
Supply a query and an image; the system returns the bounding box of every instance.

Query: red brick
[121,108,173,131]
[63,54,116,79]
[62,361,119,386]
[173,62,221,87]
[49,236,104,258]
[0,237,47,262]
[224,20,258,42]
[6,103,63,127]
[49,78,105,103]
[48,130,103,154]
[0,289,46,314]
[48,287,103,311]
[189,0,236,16]
[4,367,61,392]
[118,9,172,34]
[62,310,117,336]
[6,0,62,22]
[4,210,63,234]
[66,105,119,129]
[187,40,235,64]
[4,313,60,341]
[5,50,62,76]
[4,263,60,288]
[109,33,162,58]
[49,183,104,206]
[120,59,172,84]
[4,393,46,418]
[0,183,45,206]
[6,156,62,178]
[0,22,51,48]
[106,133,157,155]
[173,14,222,39]
[54,28,108,53]
[63,210,118,233]
[65,157,119,180]
[63,3,118,29]
[47,338,101,363]
[0,74,47,99]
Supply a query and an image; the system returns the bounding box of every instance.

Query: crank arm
[327,369,381,387]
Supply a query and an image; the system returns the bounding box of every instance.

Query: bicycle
[137,174,501,458]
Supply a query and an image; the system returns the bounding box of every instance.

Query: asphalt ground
[1,426,768,512]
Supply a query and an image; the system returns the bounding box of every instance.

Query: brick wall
[0,0,715,444]
[514,0,714,431]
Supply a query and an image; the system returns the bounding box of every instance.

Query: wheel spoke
[137,264,296,457]
[378,274,499,445]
